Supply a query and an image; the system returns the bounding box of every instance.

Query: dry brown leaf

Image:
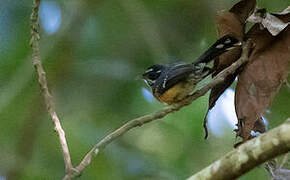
[209,0,256,109]
[206,2,290,142]
[235,15,290,141]
[203,0,256,138]
[248,8,289,36]
[203,0,255,113]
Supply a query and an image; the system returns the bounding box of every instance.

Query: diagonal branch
[187,118,290,180]
[63,41,253,179]
[30,0,73,174]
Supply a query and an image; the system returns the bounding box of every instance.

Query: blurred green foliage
[0,0,289,179]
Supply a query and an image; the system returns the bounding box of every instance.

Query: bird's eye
[143,64,164,81]
[147,71,161,80]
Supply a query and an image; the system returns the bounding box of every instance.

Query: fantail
[142,35,242,105]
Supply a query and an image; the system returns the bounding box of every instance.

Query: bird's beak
[135,74,144,81]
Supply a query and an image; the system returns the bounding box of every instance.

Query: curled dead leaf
[209,0,256,109]
[203,0,256,138]
[247,8,289,36]
[235,21,289,140]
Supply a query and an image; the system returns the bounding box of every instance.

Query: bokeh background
[0,0,289,179]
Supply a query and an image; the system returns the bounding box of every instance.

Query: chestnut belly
[156,81,196,105]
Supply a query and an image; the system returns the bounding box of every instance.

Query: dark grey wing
[154,64,194,95]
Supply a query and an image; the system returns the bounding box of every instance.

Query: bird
[142,35,242,105]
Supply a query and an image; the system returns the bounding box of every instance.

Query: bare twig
[274,168,290,179]
[265,159,279,179]
[62,41,253,179]
[280,153,289,168]
[30,0,73,174]
[187,118,290,180]
[265,153,290,180]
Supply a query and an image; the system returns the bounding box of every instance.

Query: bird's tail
[194,35,242,65]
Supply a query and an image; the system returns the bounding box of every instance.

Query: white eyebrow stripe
[156,70,161,73]
[174,63,186,68]
[145,68,154,73]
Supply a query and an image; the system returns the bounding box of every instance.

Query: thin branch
[265,159,279,179]
[63,41,253,179]
[274,168,290,179]
[30,0,73,174]
[187,118,290,180]
[280,153,289,168]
